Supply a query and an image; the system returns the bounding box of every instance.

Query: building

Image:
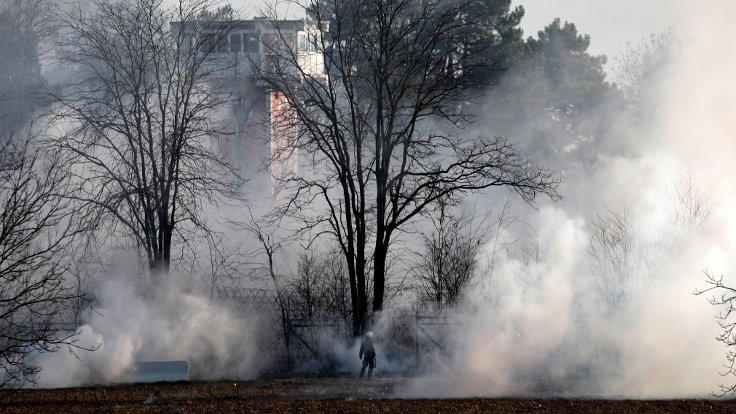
[176,17,326,193]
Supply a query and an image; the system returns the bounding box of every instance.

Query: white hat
[366,331,373,338]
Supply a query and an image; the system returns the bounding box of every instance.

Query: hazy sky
[515,0,686,60]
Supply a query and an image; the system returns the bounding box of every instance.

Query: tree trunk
[356,225,368,334]
[162,223,172,272]
[357,262,368,333]
[373,172,387,313]
[373,159,387,313]
[348,262,360,336]
[372,238,387,313]
[149,223,171,273]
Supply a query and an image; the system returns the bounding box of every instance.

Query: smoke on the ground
[30,0,736,396]
[36,254,268,387]
[401,0,736,398]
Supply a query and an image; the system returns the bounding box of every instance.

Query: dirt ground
[1,375,735,413]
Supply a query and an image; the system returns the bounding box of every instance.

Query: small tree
[615,31,676,118]
[291,252,324,320]
[289,249,351,321]
[414,198,485,308]
[696,272,736,396]
[587,207,635,314]
[0,130,90,387]
[50,0,241,273]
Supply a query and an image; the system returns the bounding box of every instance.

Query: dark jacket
[359,336,375,361]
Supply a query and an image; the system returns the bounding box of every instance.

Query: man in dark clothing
[359,331,376,378]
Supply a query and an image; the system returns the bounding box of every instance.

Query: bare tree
[0,129,92,387]
[671,174,711,229]
[695,271,736,396]
[289,248,350,321]
[290,251,323,320]
[413,197,486,308]
[49,0,242,273]
[615,31,676,118]
[256,0,559,334]
[587,207,635,314]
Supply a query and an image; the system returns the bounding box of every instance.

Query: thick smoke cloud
[36,254,268,387]
[402,1,736,398]
[28,0,736,396]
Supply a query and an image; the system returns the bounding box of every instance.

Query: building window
[244,33,259,53]
[199,32,217,53]
[298,32,317,53]
[217,35,229,53]
[230,33,242,53]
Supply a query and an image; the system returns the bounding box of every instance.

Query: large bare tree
[50,0,241,273]
[256,0,559,335]
[0,129,90,387]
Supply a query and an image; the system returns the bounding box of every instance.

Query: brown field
[1,375,734,413]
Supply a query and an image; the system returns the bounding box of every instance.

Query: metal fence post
[415,305,420,371]
[286,299,293,371]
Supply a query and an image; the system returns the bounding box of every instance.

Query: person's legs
[367,357,375,378]
[360,359,367,378]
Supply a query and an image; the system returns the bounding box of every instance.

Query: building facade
[200,18,325,194]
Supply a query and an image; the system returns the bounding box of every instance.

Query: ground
[1,375,735,413]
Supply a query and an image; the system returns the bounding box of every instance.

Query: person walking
[359,331,376,378]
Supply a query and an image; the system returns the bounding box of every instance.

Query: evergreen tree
[0,9,45,135]
[482,18,618,167]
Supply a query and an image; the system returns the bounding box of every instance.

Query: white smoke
[32,0,736,396]
[403,0,736,398]
[37,255,268,387]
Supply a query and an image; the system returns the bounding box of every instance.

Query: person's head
[365,331,373,339]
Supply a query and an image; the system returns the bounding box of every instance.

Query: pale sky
[514,0,686,60]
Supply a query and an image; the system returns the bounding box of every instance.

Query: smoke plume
[29,1,736,397]
[402,0,736,398]
[37,254,268,387]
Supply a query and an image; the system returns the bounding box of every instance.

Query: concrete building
[179,18,326,193]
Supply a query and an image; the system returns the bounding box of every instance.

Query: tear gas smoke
[36,254,268,387]
[402,1,736,398]
[31,0,736,397]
